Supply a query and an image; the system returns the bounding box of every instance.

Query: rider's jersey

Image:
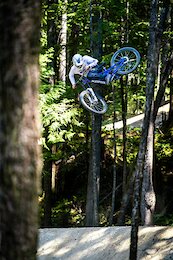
[69,55,98,85]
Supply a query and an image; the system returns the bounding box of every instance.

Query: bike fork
[87,88,98,103]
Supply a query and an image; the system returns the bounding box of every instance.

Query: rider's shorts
[87,65,105,80]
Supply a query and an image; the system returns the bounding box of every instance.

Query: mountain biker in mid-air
[68,48,140,114]
[69,54,111,89]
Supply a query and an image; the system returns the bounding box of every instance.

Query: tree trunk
[168,7,173,119]
[117,175,134,225]
[116,1,130,225]
[0,1,41,259]
[90,0,103,59]
[47,0,58,84]
[43,157,52,227]
[169,77,173,119]
[59,0,67,82]
[109,83,117,226]
[140,102,156,226]
[51,144,57,193]
[130,0,159,258]
[154,51,173,120]
[86,113,102,226]
[140,0,171,226]
[67,2,79,71]
[86,0,103,227]
[120,77,128,194]
[43,0,60,226]
[153,0,171,119]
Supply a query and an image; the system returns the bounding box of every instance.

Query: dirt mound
[37,226,173,259]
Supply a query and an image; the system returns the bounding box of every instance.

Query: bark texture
[130,0,158,258]
[0,1,41,259]
[86,112,102,226]
[86,0,103,226]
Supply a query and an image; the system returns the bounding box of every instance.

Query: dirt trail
[104,103,169,130]
[37,226,173,260]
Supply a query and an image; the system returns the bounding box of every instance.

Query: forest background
[0,0,173,259]
[39,0,173,232]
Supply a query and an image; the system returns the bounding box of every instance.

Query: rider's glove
[85,65,90,71]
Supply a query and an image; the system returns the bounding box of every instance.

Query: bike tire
[111,47,140,75]
[79,90,108,114]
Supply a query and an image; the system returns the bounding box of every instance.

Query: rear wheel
[111,47,140,75]
[79,90,107,114]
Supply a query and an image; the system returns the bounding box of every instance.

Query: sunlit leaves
[40,47,55,81]
[39,83,83,145]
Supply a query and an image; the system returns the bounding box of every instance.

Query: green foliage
[40,48,55,81]
[39,82,83,145]
[126,128,141,163]
[154,214,173,226]
[67,0,91,55]
[103,127,141,166]
[155,132,173,161]
[51,197,85,227]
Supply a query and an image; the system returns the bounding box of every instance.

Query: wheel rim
[113,50,138,73]
[83,93,106,113]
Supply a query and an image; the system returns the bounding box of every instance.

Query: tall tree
[43,0,58,227]
[86,114,102,226]
[130,0,159,258]
[0,0,42,259]
[47,0,58,84]
[168,7,173,119]
[109,83,117,225]
[140,101,156,226]
[86,0,103,226]
[59,0,67,82]
[140,0,171,226]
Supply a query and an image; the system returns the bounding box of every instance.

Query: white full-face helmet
[72,54,83,68]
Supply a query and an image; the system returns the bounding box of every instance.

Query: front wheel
[79,90,107,114]
[111,47,140,75]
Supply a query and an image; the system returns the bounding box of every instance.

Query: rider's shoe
[105,74,112,84]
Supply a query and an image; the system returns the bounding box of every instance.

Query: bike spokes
[111,47,140,75]
[79,90,107,114]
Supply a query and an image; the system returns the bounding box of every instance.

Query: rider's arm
[83,55,98,69]
[89,58,98,68]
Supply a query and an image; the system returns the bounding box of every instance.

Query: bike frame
[102,57,127,80]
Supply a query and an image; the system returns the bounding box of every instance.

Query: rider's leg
[87,71,105,81]
[87,69,112,85]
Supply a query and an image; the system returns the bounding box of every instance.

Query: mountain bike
[78,47,140,114]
